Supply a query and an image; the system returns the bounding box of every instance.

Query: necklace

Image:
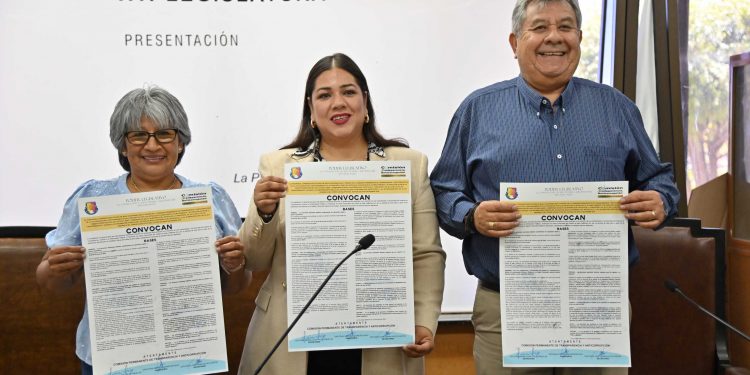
[129,175,180,192]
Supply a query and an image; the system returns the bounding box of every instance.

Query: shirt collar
[515,75,576,113]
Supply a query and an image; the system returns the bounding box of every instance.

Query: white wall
[0,0,519,313]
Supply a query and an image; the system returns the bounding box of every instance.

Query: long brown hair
[282,53,408,150]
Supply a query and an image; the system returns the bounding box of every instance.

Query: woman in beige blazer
[237,53,446,375]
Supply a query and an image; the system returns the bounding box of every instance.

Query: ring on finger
[651,210,656,217]
[489,221,495,230]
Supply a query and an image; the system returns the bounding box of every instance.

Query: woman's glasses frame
[125,129,179,145]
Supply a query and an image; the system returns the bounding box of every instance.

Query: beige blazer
[237,146,446,375]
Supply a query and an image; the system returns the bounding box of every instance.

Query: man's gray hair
[109,85,191,152]
[511,0,582,36]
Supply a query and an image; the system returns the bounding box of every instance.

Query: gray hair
[109,85,191,171]
[512,0,582,36]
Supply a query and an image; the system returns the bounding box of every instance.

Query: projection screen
[0,0,518,314]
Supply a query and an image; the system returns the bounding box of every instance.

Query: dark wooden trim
[611,0,640,100]
[726,55,750,369]
[622,0,640,99]
[666,0,688,217]
[652,0,688,216]
[0,226,55,238]
[652,0,672,164]
[728,52,750,245]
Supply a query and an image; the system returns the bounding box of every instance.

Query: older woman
[35,85,247,375]
[237,53,446,375]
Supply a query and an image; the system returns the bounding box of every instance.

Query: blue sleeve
[45,180,96,248]
[209,182,242,238]
[429,101,477,239]
[618,93,681,219]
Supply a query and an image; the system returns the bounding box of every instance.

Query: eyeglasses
[125,129,179,145]
[525,23,581,38]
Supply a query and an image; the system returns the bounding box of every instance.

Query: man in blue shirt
[430,0,680,374]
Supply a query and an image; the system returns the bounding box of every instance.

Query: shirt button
[553,124,558,129]
[282,281,287,288]
[542,99,548,104]
[557,154,563,159]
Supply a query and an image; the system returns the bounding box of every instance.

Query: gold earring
[365,114,370,124]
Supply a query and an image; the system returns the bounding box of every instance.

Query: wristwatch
[464,202,481,235]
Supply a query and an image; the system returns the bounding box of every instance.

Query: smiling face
[509,0,582,98]
[308,68,368,146]
[123,117,182,185]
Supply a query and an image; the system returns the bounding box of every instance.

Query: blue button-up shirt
[45,173,242,365]
[430,76,680,284]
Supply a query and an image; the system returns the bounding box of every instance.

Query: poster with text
[79,187,227,374]
[284,161,414,351]
[499,181,631,367]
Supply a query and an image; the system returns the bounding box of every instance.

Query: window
[684,0,750,197]
[576,0,604,82]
